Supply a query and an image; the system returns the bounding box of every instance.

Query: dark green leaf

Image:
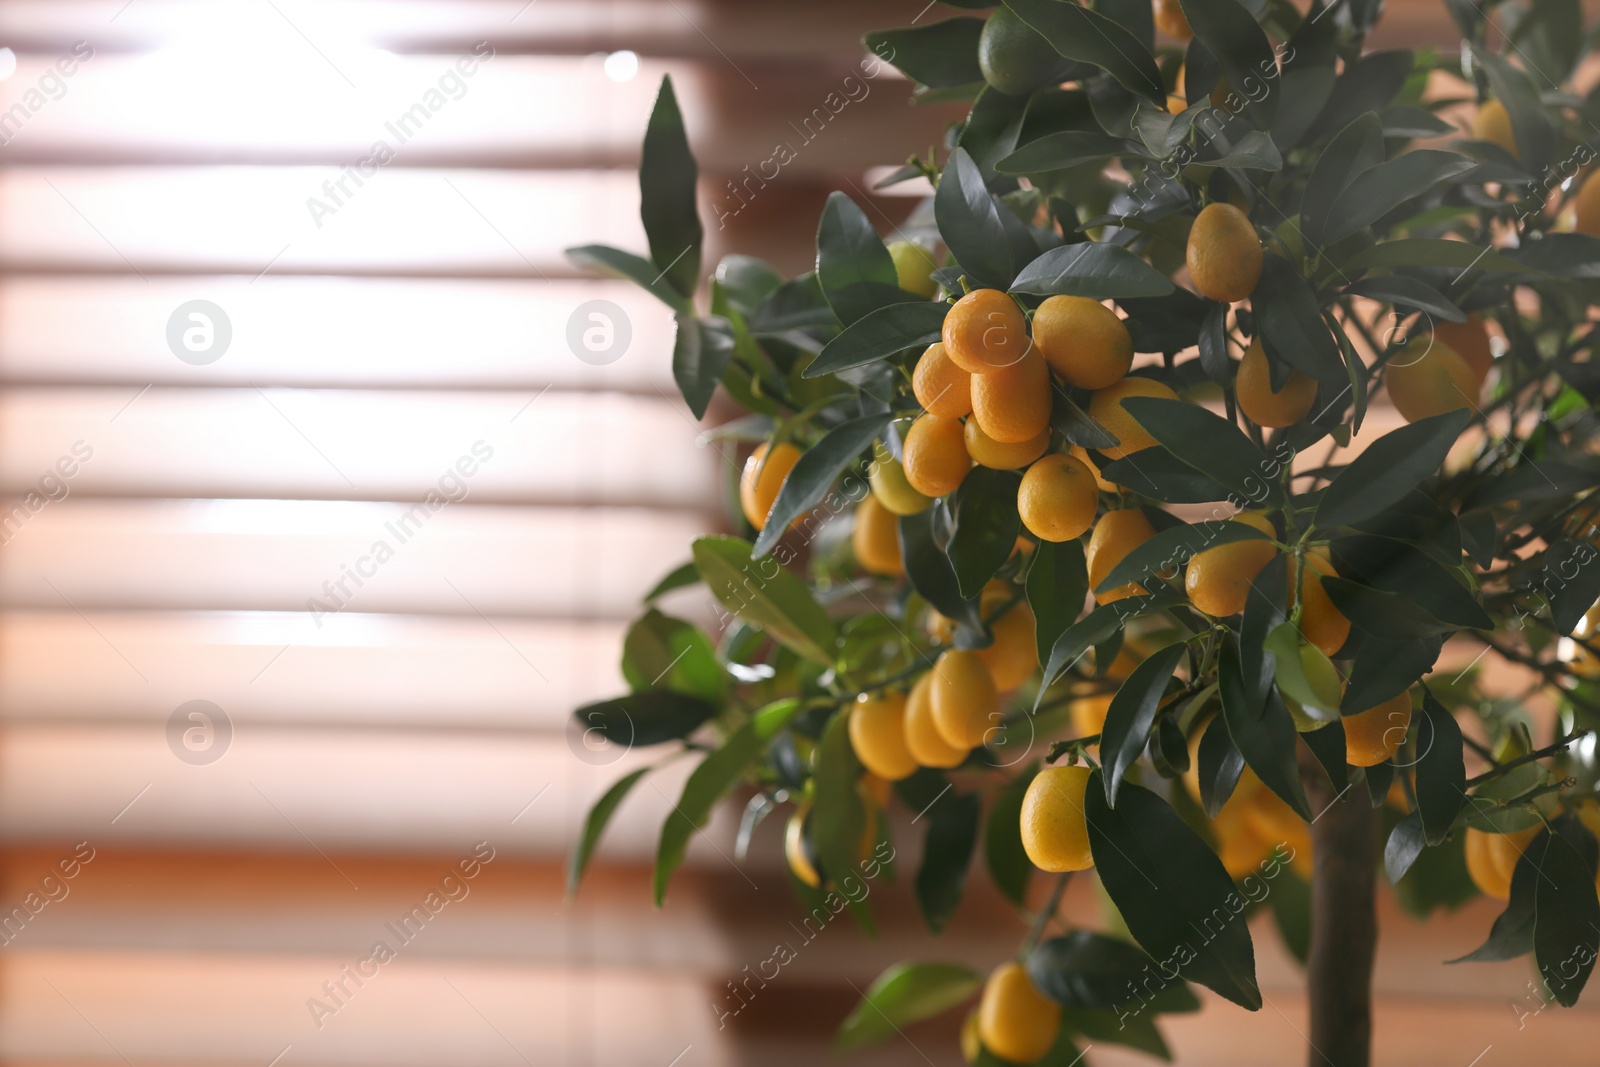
[1197,302,1231,385]
[573,689,716,750]
[1006,0,1164,100]
[1059,1007,1171,1059]
[1314,409,1473,530]
[1323,151,1478,244]
[1009,241,1176,299]
[693,536,837,664]
[621,609,724,702]
[863,18,987,89]
[671,313,731,420]
[1323,578,1460,640]
[1101,642,1188,805]
[753,414,890,557]
[1343,238,1533,275]
[1120,396,1277,504]
[817,192,911,326]
[1028,539,1089,665]
[998,131,1145,174]
[1253,252,1346,388]
[1384,810,1427,884]
[1271,3,1338,149]
[937,148,1016,289]
[1177,0,1279,125]
[835,962,983,1050]
[1540,539,1600,635]
[1331,536,1492,631]
[901,509,984,631]
[751,273,836,334]
[565,243,689,312]
[654,699,800,904]
[1301,720,1348,791]
[569,765,652,894]
[1301,113,1385,245]
[804,299,949,378]
[1532,818,1600,1005]
[1415,690,1466,846]
[1029,930,1201,1012]
[917,790,982,933]
[1094,519,1270,595]
[950,468,1024,598]
[1198,710,1246,817]
[1240,555,1288,712]
[1099,449,1233,503]
[1506,233,1600,278]
[986,765,1037,907]
[1450,839,1536,963]
[1037,594,1187,710]
[643,560,701,601]
[1305,51,1414,148]
[1341,637,1441,713]
[1052,392,1119,450]
[639,75,702,299]
[1220,638,1312,819]
[1086,775,1262,1009]
[1341,276,1464,323]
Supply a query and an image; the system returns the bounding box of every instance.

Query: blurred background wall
[0,1,1591,1064]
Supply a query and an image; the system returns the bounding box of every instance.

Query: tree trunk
[1305,776,1380,1067]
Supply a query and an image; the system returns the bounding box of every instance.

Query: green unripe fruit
[978,7,1063,97]
[889,241,939,298]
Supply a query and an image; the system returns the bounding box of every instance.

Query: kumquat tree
[566,0,1600,1063]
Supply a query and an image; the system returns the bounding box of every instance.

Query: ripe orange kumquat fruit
[1386,336,1478,423]
[1031,295,1133,390]
[1576,174,1600,236]
[1342,692,1413,767]
[1017,453,1099,542]
[1087,508,1158,603]
[1020,764,1095,872]
[913,342,973,418]
[740,441,801,530]
[1432,314,1494,385]
[977,591,1038,692]
[852,494,903,577]
[930,649,1001,749]
[971,347,1053,444]
[1185,511,1277,617]
[1464,825,1540,900]
[978,962,1061,1065]
[902,415,972,497]
[1236,337,1317,428]
[905,670,969,768]
[1187,202,1263,303]
[1295,548,1351,658]
[1088,377,1179,459]
[942,288,1031,374]
[965,418,1050,470]
[847,690,917,781]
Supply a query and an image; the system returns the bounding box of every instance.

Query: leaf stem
[1464,731,1592,786]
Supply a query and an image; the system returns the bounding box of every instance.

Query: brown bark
[1305,775,1381,1067]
